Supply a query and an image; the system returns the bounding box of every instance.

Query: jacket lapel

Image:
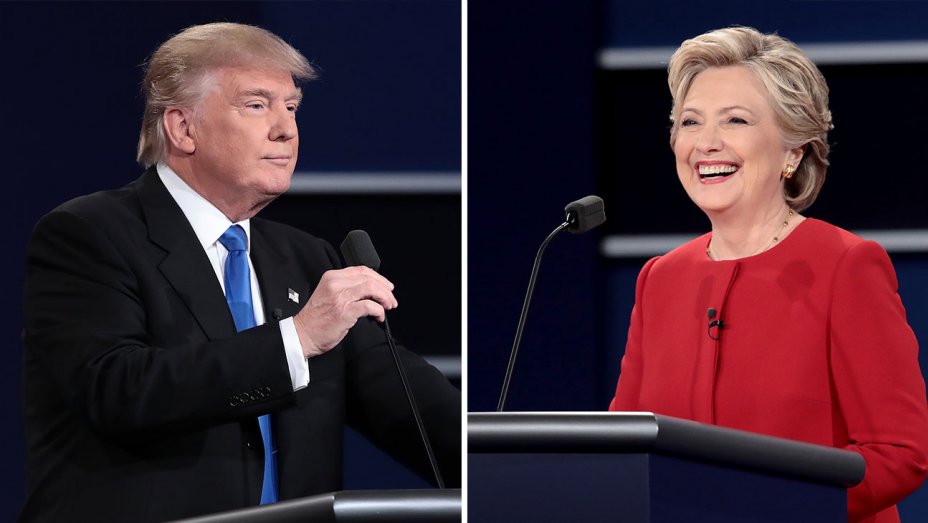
[135,168,237,340]
[250,221,308,320]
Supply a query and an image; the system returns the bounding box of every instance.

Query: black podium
[469,412,864,523]
[170,489,461,523]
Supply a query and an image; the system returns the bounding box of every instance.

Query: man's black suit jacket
[20,168,460,522]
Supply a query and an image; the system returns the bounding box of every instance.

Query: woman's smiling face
[673,65,803,218]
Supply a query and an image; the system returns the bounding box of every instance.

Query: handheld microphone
[497,196,606,412]
[339,230,445,489]
[341,230,382,270]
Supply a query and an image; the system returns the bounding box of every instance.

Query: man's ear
[163,107,196,155]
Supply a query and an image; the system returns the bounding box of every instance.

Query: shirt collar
[156,162,251,251]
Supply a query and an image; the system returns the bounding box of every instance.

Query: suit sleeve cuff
[279,317,310,391]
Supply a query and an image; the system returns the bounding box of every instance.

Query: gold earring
[782,164,795,179]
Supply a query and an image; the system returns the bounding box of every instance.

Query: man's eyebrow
[238,88,274,100]
[237,87,303,104]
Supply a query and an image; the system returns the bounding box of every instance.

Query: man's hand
[293,266,398,358]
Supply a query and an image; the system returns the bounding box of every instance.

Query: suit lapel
[250,221,309,320]
[135,168,237,340]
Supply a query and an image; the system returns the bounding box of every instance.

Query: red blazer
[609,219,928,523]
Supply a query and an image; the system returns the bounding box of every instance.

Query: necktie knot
[219,225,248,253]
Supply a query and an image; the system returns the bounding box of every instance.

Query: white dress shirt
[157,162,309,390]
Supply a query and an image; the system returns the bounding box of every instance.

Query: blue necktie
[219,225,278,505]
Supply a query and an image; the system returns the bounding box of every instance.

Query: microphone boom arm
[496,220,571,412]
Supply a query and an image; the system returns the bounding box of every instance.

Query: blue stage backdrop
[469,1,928,520]
[2,1,460,520]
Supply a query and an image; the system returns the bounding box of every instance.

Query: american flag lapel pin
[288,288,299,304]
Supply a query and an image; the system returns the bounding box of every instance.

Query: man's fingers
[294,267,398,357]
[336,265,394,290]
[340,279,398,310]
[346,300,386,323]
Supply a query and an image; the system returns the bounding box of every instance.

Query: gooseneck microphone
[339,230,445,489]
[497,196,607,412]
[564,195,607,234]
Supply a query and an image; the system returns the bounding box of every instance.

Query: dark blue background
[604,0,928,46]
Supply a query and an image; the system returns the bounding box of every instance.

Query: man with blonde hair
[20,22,459,523]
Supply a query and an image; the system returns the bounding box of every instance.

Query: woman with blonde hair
[609,26,928,523]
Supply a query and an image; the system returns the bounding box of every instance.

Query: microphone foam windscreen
[340,230,381,271]
[564,195,606,233]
